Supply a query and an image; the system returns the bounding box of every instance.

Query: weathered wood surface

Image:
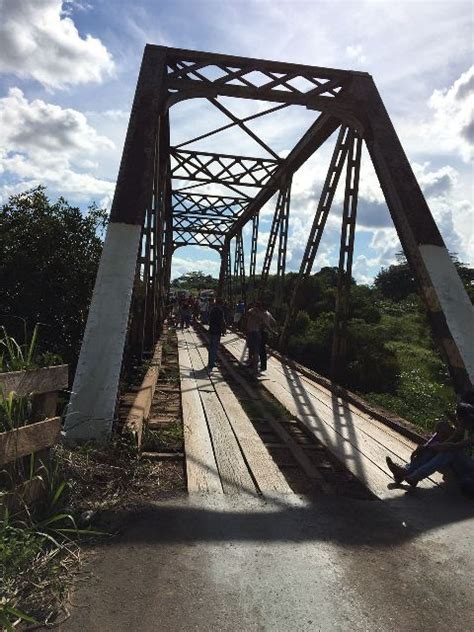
[0,477,46,517]
[0,365,68,397]
[185,331,257,495]
[222,333,440,498]
[191,336,292,495]
[215,348,332,492]
[0,417,61,466]
[123,340,163,448]
[177,331,223,493]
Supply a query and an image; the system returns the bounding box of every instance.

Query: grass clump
[0,460,103,629]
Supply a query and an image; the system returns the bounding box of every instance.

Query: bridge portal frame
[65,45,474,442]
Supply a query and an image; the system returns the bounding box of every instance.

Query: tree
[374,252,474,302]
[0,187,107,369]
[172,271,218,291]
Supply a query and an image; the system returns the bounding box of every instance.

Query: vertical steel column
[235,231,247,305]
[249,212,259,299]
[353,76,474,392]
[217,242,229,299]
[155,114,171,339]
[226,245,233,304]
[279,126,349,347]
[65,46,168,441]
[276,180,291,305]
[330,130,362,379]
[259,181,291,296]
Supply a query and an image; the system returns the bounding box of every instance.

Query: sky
[0,0,472,283]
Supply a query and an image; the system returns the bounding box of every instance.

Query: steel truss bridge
[65,46,474,442]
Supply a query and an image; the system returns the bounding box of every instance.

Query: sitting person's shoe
[404,475,419,488]
[386,456,405,484]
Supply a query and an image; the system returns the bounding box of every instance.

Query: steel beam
[279,125,349,347]
[65,47,168,442]
[330,130,362,378]
[352,76,474,392]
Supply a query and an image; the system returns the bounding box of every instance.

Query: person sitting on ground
[386,398,474,488]
[207,298,226,372]
[386,419,453,484]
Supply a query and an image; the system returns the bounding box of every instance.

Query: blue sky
[0,0,472,282]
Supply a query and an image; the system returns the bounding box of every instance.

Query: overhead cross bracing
[65,45,474,442]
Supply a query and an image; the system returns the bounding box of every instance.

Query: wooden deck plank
[221,333,437,498]
[191,342,293,496]
[184,331,257,496]
[258,358,442,487]
[214,345,333,493]
[177,332,223,494]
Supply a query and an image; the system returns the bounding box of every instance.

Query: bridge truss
[65,45,474,441]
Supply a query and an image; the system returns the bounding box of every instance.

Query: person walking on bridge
[259,306,277,373]
[245,301,266,376]
[207,297,226,372]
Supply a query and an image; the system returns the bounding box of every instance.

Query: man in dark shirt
[207,297,226,371]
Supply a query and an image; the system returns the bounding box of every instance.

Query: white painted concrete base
[64,222,142,441]
[420,244,474,384]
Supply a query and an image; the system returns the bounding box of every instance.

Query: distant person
[245,301,266,376]
[259,306,277,373]
[234,299,246,328]
[207,298,226,371]
[180,301,192,329]
[386,397,474,490]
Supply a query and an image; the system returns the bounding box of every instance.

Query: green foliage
[0,324,41,372]
[0,186,107,371]
[0,456,103,628]
[0,390,30,432]
[374,251,474,302]
[172,270,218,291]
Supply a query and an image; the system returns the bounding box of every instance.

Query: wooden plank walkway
[177,329,293,497]
[221,332,441,499]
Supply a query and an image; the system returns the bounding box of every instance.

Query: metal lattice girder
[165,50,354,110]
[172,192,248,217]
[173,215,235,232]
[279,125,350,346]
[226,245,233,302]
[170,148,280,188]
[66,45,474,443]
[259,180,292,294]
[330,130,363,377]
[249,212,259,285]
[173,230,226,249]
[234,232,246,303]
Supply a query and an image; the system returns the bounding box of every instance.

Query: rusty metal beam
[227,113,341,239]
[330,130,362,378]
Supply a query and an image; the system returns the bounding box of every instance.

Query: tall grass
[0,324,39,373]
[0,458,104,629]
[0,389,30,432]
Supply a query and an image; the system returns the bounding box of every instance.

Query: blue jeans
[208,334,220,369]
[407,450,474,481]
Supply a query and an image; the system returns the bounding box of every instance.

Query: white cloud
[427,65,474,162]
[0,0,114,88]
[413,162,458,199]
[171,254,221,280]
[346,44,366,64]
[0,88,115,203]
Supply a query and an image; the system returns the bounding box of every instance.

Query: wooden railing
[0,365,68,515]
